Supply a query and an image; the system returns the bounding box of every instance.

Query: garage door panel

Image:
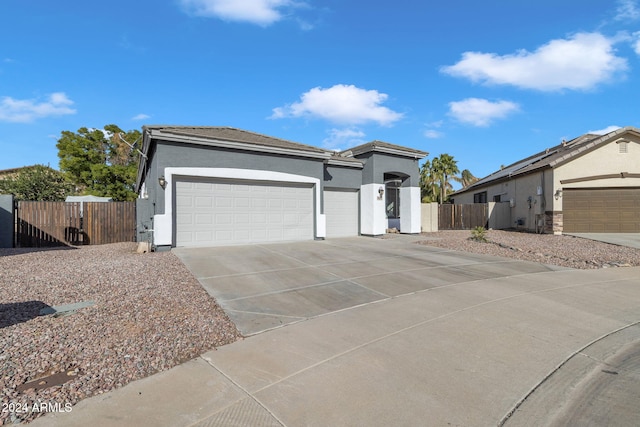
[195,214,212,225]
[325,190,359,238]
[176,179,314,247]
[564,188,640,233]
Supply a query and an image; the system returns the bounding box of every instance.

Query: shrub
[470,226,488,243]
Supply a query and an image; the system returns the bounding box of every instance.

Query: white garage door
[324,190,359,238]
[175,179,314,247]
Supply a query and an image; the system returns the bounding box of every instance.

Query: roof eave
[549,126,640,168]
[149,128,332,160]
[350,144,427,159]
[325,158,364,169]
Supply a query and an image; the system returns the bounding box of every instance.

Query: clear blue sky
[1,1,639,184]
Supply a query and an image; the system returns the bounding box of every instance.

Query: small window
[473,191,487,203]
[493,195,501,202]
[619,141,629,153]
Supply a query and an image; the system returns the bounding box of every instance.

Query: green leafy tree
[0,165,75,201]
[56,124,141,201]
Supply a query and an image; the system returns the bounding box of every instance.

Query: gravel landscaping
[0,243,241,425]
[419,230,640,269]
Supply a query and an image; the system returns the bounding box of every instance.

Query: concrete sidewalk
[32,266,640,427]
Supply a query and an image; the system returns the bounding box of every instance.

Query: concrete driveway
[565,233,640,249]
[173,235,566,335]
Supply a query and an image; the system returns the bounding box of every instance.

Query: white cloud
[423,120,444,138]
[132,113,151,121]
[442,32,628,91]
[448,98,519,127]
[179,0,300,26]
[271,84,403,126]
[0,92,76,123]
[588,125,622,135]
[322,128,366,151]
[423,129,443,139]
[615,0,640,20]
[633,31,640,54]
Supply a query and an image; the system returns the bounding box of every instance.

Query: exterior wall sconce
[159,176,167,189]
[378,186,384,200]
[554,189,562,200]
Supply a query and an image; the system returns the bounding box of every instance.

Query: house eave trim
[560,172,640,184]
[151,129,331,160]
[351,145,427,159]
[325,159,364,168]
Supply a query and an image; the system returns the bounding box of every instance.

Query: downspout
[537,171,546,234]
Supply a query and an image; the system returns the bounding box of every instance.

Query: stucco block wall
[487,202,512,230]
[0,194,14,248]
[421,203,438,232]
[136,198,152,244]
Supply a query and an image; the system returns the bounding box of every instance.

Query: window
[474,191,487,203]
[493,194,501,202]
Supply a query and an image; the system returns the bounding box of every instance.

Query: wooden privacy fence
[438,203,488,230]
[16,201,136,247]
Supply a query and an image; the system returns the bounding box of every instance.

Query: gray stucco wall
[149,140,326,216]
[356,153,421,186]
[136,198,152,245]
[323,165,362,190]
[0,195,14,248]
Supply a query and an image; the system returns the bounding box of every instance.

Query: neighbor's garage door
[175,179,314,247]
[563,188,640,233]
[324,190,359,238]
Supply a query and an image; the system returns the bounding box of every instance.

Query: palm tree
[419,160,440,202]
[459,169,479,188]
[432,154,459,203]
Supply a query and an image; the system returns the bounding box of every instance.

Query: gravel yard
[419,230,640,269]
[0,243,241,425]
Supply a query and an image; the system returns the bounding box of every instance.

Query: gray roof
[144,126,328,154]
[345,140,428,158]
[455,126,640,194]
[136,126,427,190]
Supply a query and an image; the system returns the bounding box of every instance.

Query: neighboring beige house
[451,127,640,234]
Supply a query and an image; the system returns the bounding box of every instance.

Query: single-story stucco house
[135,126,427,250]
[451,126,640,234]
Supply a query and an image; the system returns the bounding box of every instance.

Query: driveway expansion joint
[196,355,286,427]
